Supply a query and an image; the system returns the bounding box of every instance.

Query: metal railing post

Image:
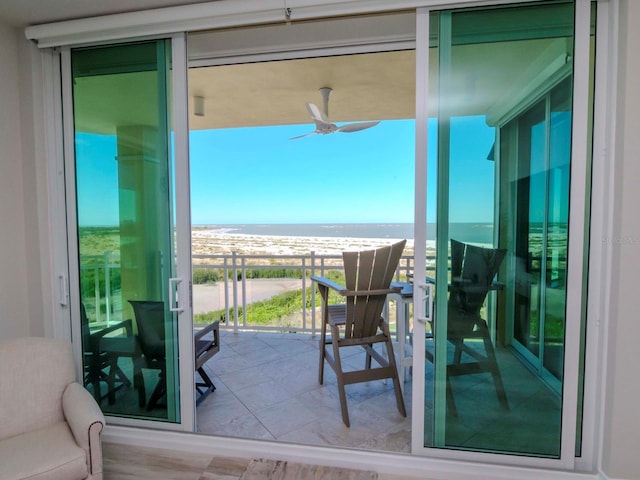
[94,262,101,323]
[232,252,239,331]
[301,255,307,332]
[104,251,111,325]
[241,255,247,328]
[310,251,316,335]
[223,256,231,332]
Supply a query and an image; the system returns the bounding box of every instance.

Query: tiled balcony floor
[195,330,561,456]
[195,331,413,452]
[95,326,560,456]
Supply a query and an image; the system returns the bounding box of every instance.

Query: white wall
[601,1,640,479]
[0,20,30,339]
[17,33,49,337]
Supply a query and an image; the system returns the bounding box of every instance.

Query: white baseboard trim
[103,425,604,480]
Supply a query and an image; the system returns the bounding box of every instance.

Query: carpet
[239,459,378,480]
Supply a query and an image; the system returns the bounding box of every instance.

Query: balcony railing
[81,251,420,335]
[192,252,415,335]
[80,251,120,326]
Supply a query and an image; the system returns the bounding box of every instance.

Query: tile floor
[97,327,561,457]
[196,331,413,452]
[195,329,561,456]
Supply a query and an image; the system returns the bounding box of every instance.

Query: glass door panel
[544,80,572,381]
[71,40,181,422]
[510,77,572,391]
[513,99,546,360]
[423,1,577,457]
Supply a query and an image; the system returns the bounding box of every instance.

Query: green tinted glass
[73,40,180,422]
[426,1,578,457]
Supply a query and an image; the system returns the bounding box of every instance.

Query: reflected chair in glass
[426,239,508,416]
[81,302,138,405]
[312,239,407,427]
[131,300,222,408]
[129,300,167,410]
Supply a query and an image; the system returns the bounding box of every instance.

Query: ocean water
[194,223,495,245]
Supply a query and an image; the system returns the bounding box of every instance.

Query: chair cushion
[0,338,75,441]
[0,422,88,480]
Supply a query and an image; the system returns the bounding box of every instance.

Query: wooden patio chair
[312,239,407,427]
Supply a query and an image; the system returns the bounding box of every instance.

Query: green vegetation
[194,270,344,325]
[194,289,314,326]
[192,267,304,284]
[192,268,221,284]
[78,227,120,256]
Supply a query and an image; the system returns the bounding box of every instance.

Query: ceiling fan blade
[306,102,331,124]
[298,94,379,138]
[289,130,318,140]
[336,120,380,133]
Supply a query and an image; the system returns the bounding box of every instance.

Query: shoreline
[192,228,422,256]
[80,226,441,257]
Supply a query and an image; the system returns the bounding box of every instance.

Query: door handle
[168,277,184,313]
[415,282,433,324]
[58,274,69,306]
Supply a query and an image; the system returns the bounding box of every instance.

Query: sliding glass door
[507,78,572,391]
[65,38,194,427]
[412,0,593,465]
[55,0,596,465]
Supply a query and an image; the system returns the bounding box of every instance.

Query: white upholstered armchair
[0,337,105,480]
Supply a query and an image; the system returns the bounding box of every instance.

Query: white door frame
[60,34,195,431]
[410,0,594,469]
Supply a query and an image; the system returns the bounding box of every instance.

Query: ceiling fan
[289,87,380,140]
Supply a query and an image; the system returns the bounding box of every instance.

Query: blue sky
[190,119,415,224]
[75,116,496,226]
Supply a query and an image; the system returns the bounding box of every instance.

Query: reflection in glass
[72,41,180,422]
[426,2,579,457]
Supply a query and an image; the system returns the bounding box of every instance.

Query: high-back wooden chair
[427,239,508,416]
[312,239,407,427]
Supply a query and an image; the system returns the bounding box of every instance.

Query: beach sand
[191,227,416,257]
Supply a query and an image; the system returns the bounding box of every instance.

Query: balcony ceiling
[186,38,562,131]
[7,2,571,134]
[73,37,562,135]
